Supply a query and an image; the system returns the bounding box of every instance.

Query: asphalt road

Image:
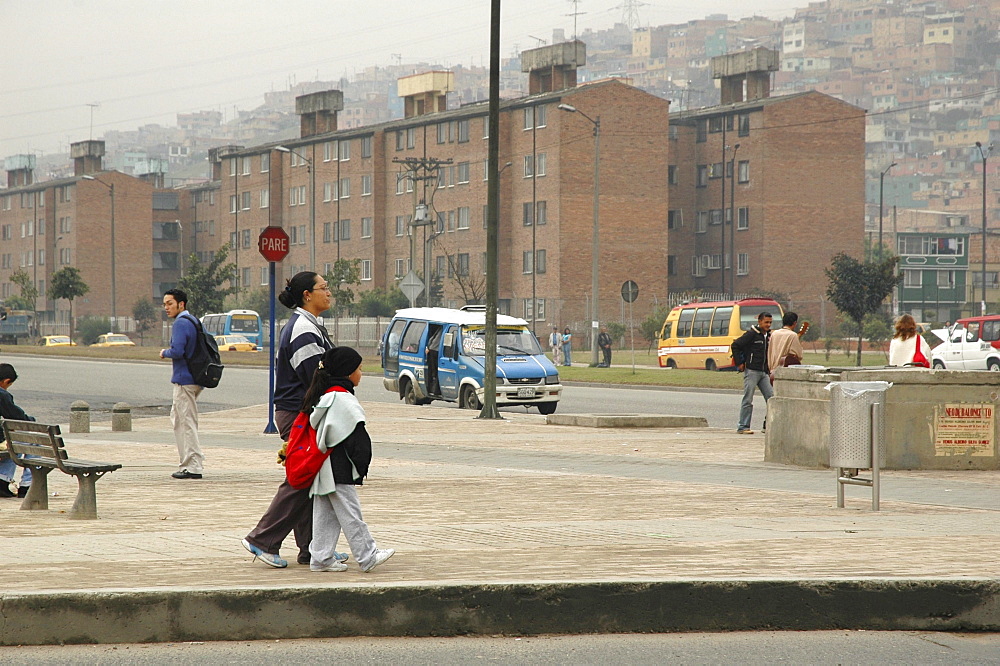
[4,356,761,429]
[4,632,998,665]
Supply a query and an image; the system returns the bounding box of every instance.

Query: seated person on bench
[0,363,35,499]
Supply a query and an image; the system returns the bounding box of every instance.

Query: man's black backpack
[185,315,224,389]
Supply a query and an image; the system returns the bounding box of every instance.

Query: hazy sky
[1,1,798,156]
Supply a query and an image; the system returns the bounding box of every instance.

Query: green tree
[324,258,361,316]
[10,269,38,315]
[177,245,236,317]
[825,252,902,366]
[357,287,408,317]
[77,316,111,345]
[225,286,271,320]
[133,298,161,346]
[48,266,90,343]
[606,321,627,346]
[640,306,670,352]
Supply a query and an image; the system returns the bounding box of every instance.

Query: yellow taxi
[38,335,77,347]
[91,333,136,347]
[215,334,258,352]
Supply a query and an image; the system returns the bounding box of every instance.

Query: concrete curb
[546,414,708,427]
[2,580,998,645]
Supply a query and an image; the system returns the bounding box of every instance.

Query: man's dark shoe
[171,469,203,479]
[16,485,29,498]
[0,484,16,498]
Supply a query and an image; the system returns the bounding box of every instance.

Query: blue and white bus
[201,310,263,347]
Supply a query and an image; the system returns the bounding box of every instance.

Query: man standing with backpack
[160,288,205,479]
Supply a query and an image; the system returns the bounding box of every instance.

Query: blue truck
[0,310,32,345]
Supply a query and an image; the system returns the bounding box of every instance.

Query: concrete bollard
[111,402,132,432]
[70,400,91,433]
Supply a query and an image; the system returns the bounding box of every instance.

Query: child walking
[303,347,394,573]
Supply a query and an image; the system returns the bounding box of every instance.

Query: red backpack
[284,386,346,490]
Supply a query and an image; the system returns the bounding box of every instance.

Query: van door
[399,320,428,393]
[382,319,407,375]
[960,320,984,369]
[438,325,460,401]
[943,323,966,368]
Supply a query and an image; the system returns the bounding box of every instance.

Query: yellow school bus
[657,298,784,370]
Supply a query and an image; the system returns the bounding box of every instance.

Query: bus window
[710,306,732,336]
[677,309,695,337]
[660,320,673,340]
[203,315,223,336]
[739,305,777,332]
[691,308,714,337]
[400,321,426,353]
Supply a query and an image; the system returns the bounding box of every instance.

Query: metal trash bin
[825,381,892,510]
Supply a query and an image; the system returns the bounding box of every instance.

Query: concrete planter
[765,366,1000,470]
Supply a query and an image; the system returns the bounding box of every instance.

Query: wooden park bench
[1,419,122,520]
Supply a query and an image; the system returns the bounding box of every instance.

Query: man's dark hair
[0,363,17,383]
[782,312,798,327]
[164,288,188,308]
[758,311,773,322]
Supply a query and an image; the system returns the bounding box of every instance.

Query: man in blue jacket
[730,311,773,435]
[160,289,204,479]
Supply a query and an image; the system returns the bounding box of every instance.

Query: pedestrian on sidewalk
[0,363,35,498]
[597,327,613,367]
[549,326,562,366]
[242,271,334,568]
[730,311,773,434]
[304,346,394,573]
[561,327,573,366]
[160,289,205,480]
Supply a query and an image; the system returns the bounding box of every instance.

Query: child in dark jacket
[0,363,35,498]
[302,347,394,573]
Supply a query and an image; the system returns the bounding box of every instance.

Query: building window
[536,249,546,274]
[241,191,251,211]
[536,153,546,176]
[738,160,750,183]
[737,253,749,275]
[457,207,470,230]
[696,211,708,233]
[260,189,269,208]
[261,267,269,286]
[536,201,547,225]
[668,165,678,185]
[691,255,706,277]
[668,255,676,276]
[523,251,533,274]
[457,162,470,184]
[457,119,469,143]
[668,209,683,229]
[241,157,251,175]
[360,259,372,281]
[361,136,372,158]
[523,155,534,178]
[903,269,921,287]
[406,128,415,149]
[339,140,351,161]
[697,165,708,187]
[696,119,707,142]
[937,270,955,288]
[323,222,333,243]
[395,131,404,151]
[483,116,490,139]
[456,253,469,276]
[361,175,372,196]
[709,163,723,179]
[324,142,334,162]
[395,215,406,237]
[230,195,238,213]
[710,209,723,225]
[523,202,534,226]
[362,217,373,238]
[737,207,749,230]
[396,172,405,195]
[339,177,350,199]
[339,219,350,240]
[536,105,547,127]
[523,107,534,130]
[436,123,447,144]
[738,113,750,136]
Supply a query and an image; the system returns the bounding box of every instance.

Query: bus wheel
[666,359,677,369]
[705,359,717,372]
[460,385,481,410]
[537,402,557,415]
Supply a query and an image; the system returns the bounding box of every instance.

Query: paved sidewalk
[0,401,998,644]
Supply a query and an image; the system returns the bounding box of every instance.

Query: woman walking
[888,314,932,368]
[561,327,573,366]
[241,271,339,568]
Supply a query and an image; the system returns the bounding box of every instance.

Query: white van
[930,315,1000,370]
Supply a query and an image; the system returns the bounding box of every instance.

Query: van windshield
[461,326,542,356]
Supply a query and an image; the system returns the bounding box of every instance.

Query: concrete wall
[766,366,1000,470]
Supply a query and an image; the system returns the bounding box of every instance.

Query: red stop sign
[258,226,290,262]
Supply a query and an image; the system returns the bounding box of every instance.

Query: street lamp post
[976,141,993,315]
[558,103,601,367]
[82,175,116,332]
[728,143,740,299]
[275,145,316,270]
[878,161,896,260]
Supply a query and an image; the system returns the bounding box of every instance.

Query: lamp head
[274,145,290,153]
[557,103,577,113]
[81,175,94,180]
[976,141,983,148]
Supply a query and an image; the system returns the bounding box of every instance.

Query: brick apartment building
[214,43,672,333]
[667,49,865,320]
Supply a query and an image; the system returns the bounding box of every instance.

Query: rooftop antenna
[566,0,586,41]
[528,34,547,47]
[86,103,100,140]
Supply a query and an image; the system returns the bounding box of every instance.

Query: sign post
[621,280,639,374]
[258,226,290,435]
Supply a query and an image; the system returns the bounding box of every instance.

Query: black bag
[185,315,224,388]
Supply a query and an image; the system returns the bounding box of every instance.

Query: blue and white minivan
[381,306,562,414]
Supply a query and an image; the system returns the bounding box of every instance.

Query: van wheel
[705,359,717,372]
[538,402,557,415]
[401,379,418,405]
[933,360,945,369]
[666,359,677,369]
[989,360,1000,372]
[460,385,481,410]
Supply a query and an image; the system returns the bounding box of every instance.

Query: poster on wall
[934,403,995,457]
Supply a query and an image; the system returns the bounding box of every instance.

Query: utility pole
[392,156,452,306]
